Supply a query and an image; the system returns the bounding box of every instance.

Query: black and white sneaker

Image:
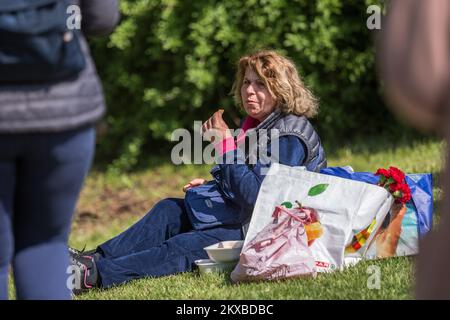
[68,246,99,264]
[68,254,100,295]
[68,246,83,265]
[68,245,98,257]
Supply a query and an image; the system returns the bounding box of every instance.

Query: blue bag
[184,181,241,230]
[320,166,433,238]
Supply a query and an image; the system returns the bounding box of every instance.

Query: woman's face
[241,67,277,121]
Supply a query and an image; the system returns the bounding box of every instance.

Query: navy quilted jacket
[0,0,119,133]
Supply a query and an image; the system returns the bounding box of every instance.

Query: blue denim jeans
[96,198,243,287]
[0,125,95,300]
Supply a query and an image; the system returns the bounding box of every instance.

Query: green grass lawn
[9,138,445,299]
[75,257,415,300]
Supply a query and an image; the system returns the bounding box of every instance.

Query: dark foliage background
[89,0,422,171]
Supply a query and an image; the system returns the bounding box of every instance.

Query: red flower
[400,192,411,204]
[389,166,406,183]
[389,183,399,193]
[397,183,411,203]
[397,183,409,193]
[375,168,391,178]
[375,166,411,204]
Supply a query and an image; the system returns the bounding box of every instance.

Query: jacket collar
[254,108,284,131]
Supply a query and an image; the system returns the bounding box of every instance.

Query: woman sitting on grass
[69,50,327,293]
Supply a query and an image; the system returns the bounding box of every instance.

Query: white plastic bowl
[195,259,237,274]
[203,240,244,263]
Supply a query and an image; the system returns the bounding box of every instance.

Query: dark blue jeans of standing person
[95,198,243,288]
[0,125,95,300]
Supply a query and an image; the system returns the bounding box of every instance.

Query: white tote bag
[244,163,394,272]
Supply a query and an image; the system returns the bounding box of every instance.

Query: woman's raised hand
[201,109,231,143]
[183,178,208,192]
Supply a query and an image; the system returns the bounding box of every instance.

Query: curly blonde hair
[232,50,318,118]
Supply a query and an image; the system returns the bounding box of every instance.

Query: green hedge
[90,0,406,171]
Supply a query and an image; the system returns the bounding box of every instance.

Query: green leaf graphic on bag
[308,184,329,196]
[281,201,293,208]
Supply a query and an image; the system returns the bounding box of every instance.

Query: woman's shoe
[69,254,100,295]
[68,245,97,256]
[68,246,101,264]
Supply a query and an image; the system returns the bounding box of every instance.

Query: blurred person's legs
[416,115,450,299]
[0,162,15,300]
[0,125,95,299]
[378,0,450,298]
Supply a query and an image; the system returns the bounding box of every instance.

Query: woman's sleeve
[211,135,306,211]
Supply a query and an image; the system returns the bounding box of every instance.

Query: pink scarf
[214,116,260,156]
